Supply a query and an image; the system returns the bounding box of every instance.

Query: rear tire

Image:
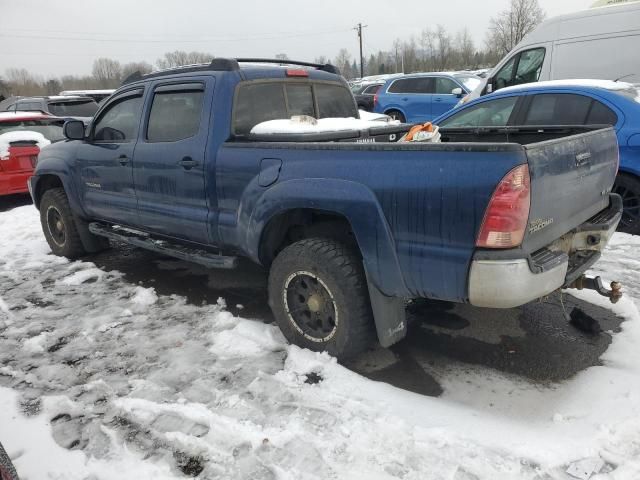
[613,174,640,235]
[268,238,376,360]
[40,188,88,259]
[385,110,406,123]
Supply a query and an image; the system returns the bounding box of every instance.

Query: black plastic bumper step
[88,223,238,269]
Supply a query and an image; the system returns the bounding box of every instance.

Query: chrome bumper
[469,194,621,309]
[468,258,568,308]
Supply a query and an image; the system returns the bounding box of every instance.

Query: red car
[0,112,65,196]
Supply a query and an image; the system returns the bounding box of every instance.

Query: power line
[0,27,354,44]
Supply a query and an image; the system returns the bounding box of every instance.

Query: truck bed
[220,126,619,303]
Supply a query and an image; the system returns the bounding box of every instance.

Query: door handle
[402,97,409,101]
[179,157,198,170]
[434,98,443,102]
[117,154,129,166]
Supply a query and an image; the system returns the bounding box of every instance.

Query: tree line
[1,0,544,97]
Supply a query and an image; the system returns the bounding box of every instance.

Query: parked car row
[432,80,640,234]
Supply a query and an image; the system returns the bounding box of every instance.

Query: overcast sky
[1,0,594,78]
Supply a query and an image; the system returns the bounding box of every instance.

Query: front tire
[613,174,640,235]
[40,188,88,259]
[268,238,376,360]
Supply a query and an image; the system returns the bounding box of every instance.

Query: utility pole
[354,23,368,78]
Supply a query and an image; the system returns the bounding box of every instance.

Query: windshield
[0,118,65,142]
[455,75,482,92]
[48,100,99,117]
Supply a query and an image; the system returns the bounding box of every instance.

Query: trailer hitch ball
[568,275,623,304]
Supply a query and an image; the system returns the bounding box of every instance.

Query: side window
[439,97,519,128]
[18,102,43,111]
[285,84,314,117]
[147,88,204,142]
[93,94,143,143]
[435,77,460,95]
[514,48,546,85]
[234,83,287,135]
[494,48,545,90]
[494,56,517,90]
[315,84,358,118]
[363,85,381,95]
[587,100,618,125]
[524,94,593,125]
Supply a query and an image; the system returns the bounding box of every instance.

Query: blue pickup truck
[29,58,623,359]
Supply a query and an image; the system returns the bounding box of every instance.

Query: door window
[438,97,519,128]
[524,93,613,125]
[147,90,204,142]
[388,77,434,94]
[362,84,382,95]
[494,48,545,90]
[93,94,143,142]
[435,77,460,95]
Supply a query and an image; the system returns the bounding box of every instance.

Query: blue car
[373,72,482,123]
[434,80,640,234]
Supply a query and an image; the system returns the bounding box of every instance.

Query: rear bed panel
[523,128,618,253]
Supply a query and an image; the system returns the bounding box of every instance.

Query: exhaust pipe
[567,275,623,304]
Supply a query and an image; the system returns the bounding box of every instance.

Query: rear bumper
[468,194,622,308]
[0,172,31,196]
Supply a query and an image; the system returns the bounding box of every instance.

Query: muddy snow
[1,205,639,479]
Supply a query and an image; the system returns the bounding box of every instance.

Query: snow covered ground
[1,204,639,479]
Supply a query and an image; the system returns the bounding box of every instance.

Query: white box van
[466,2,640,102]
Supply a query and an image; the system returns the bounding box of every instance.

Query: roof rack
[121,58,341,86]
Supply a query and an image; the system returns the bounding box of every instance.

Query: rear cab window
[0,118,65,142]
[48,100,99,117]
[232,80,357,136]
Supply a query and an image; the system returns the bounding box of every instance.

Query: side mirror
[486,81,494,94]
[63,120,85,140]
[451,87,463,97]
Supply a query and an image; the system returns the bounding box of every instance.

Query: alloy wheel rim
[46,206,66,247]
[283,271,338,342]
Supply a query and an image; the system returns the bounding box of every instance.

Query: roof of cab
[120,58,343,86]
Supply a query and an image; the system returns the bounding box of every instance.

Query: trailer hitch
[567,275,623,304]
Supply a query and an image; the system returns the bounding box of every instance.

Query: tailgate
[523,127,619,253]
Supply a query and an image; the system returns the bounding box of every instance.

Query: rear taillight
[476,164,531,249]
[373,93,379,107]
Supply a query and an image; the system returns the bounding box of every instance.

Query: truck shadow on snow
[88,243,624,398]
[0,194,32,212]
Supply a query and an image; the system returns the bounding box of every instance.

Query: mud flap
[365,270,407,348]
[73,215,109,253]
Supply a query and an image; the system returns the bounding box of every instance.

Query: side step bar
[88,223,238,269]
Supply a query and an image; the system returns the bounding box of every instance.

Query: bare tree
[455,28,476,69]
[334,49,354,78]
[433,25,452,71]
[156,51,213,69]
[487,0,546,55]
[121,61,153,80]
[92,58,122,88]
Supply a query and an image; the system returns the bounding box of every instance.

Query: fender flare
[246,178,407,298]
[246,178,409,347]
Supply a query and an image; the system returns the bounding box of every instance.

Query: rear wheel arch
[384,109,406,123]
[258,209,359,267]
